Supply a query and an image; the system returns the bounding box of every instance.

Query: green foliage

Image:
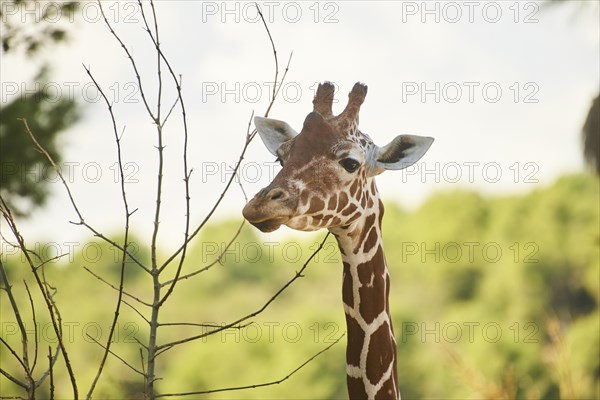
[0,70,79,214]
[0,1,78,56]
[0,0,80,216]
[0,174,598,399]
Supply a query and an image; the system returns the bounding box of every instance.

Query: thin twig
[85,334,145,377]
[133,2,179,396]
[123,300,151,325]
[159,171,250,286]
[0,368,26,389]
[138,0,163,123]
[33,344,60,389]
[158,322,251,329]
[155,334,344,397]
[139,349,147,390]
[149,28,192,304]
[83,61,133,400]
[161,79,181,127]
[268,51,293,118]
[256,2,278,117]
[33,253,68,272]
[158,2,293,272]
[19,116,148,273]
[156,233,330,353]
[79,225,148,273]
[0,259,31,381]
[48,346,54,400]
[1,195,78,398]
[0,336,29,374]
[23,282,38,373]
[83,267,151,307]
[159,219,246,287]
[97,0,155,120]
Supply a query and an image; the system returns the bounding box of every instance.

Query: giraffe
[242,82,434,400]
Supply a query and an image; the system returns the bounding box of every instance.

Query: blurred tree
[583,95,599,174]
[545,0,600,174]
[0,0,80,215]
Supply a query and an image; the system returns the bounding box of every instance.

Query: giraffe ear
[254,116,298,156]
[368,135,434,176]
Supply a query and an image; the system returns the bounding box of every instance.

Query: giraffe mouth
[242,185,296,233]
[249,216,290,233]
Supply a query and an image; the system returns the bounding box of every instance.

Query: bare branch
[269,51,294,117]
[159,1,294,273]
[155,334,344,397]
[156,233,331,353]
[97,0,155,120]
[160,219,246,287]
[0,200,77,398]
[158,322,251,329]
[161,143,251,287]
[256,2,278,116]
[78,225,149,273]
[83,267,152,307]
[0,336,28,376]
[23,282,38,373]
[0,367,27,389]
[123,300,151,325]
[48,347,55,400]
[85,334,145,377]
[0,259,31,378]
[83,61,134,400]
[131,2,186,397]
[138,0,163,121]
[161,78,181,127]
[0,195,78,399]
[33,344,60,389]
[0,232,46,265]
[20,116,148,274]
[14,119,83,219]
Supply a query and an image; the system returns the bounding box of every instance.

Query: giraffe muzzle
[242,186,296,232]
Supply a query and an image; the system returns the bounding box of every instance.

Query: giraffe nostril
[268,189,287,201]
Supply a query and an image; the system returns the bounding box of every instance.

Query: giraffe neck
[330,199,399,400]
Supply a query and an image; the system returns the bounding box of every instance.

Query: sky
[1,0,599,252]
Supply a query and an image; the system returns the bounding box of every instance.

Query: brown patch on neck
[347,376,368,400]
[375,375,398,400]
[353,213,377,254]
[361,226,379,254]
[342,261,353,306]
[366,320,395,385]
[356,246,386,324]
[341,242,398,399]
[346,316,364,368]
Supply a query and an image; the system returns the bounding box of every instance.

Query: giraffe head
[242,82,433,233]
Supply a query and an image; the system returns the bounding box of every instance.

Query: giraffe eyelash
[275,157,283,166]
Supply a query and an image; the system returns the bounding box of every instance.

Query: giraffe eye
[340,158,360,173]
